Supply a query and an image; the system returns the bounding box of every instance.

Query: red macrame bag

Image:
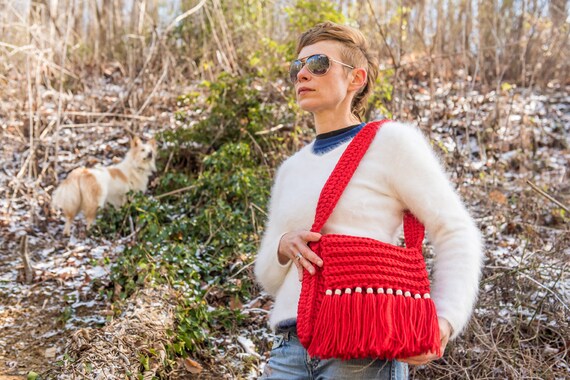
[297,120,441,360]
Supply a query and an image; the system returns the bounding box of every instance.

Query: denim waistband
[275,318,297,338]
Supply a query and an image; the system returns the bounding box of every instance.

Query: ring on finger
[295,252,303,261]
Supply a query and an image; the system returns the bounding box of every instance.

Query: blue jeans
[260,326,409,380]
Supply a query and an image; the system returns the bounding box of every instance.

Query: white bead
[325,289,333,296]
[335,289,342,295]
[423,293,431,299]
[355,287,362,293]
[366,288,374,294]
[386,288,393,295]
[345,288,352,294]
[414,294,421,299]
[396,289,403,296]
[377,288,384,294]
[404,291,411,297]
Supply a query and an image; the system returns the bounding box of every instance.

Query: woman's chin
[297,99,322,113]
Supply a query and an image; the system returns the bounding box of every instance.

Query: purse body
[296,120,441,360]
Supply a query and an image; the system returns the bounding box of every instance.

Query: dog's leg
[63,215,73,236]
[62,208,78,236]
[84,204,97,233]
[78,171,103,236]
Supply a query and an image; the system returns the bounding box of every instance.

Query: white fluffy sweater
[254,121,483,340]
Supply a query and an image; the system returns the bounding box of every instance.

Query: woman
[255,21,483,379]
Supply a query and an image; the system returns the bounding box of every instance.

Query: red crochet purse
[297,120,441,360]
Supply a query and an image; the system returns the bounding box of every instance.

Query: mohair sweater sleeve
[254,164,293,296]
[381,124,484,340]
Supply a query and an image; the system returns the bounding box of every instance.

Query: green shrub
[104,3,357,374]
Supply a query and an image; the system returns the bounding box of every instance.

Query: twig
[518,272,569,313]
[118,223,145,245]
[155,185,196,199]
[366,0,397,70]
[249,202,267,217]
[57,111,156,120]
[164,0,208,35]
[230,261,254,279]
[128,216,136,243]
[243,128,270,171]
[60,122,126,129]
[26,32,34,182]
[6,150,33,216]
[255,124,288,135]
[20,234,33,283]
[136,62,169,116]
[526,180,568,212]
[162,150,175,175]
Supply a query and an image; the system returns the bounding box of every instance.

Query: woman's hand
[278,230,322,281]
[399,317,453,366]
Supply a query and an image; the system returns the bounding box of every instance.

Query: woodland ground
[0,73,569,379]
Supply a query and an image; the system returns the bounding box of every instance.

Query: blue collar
[312,122,366,155]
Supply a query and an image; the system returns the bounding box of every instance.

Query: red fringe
[360,290,376,357]
[306,290,441,360]
[374,289,387,354]
[382,290,395,358]
[338,290,352,356]
[308,291,333,356]
[351,290,363,359]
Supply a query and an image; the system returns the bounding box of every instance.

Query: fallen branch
[22,111,157,121]
[155,185,196,199]
[164,0,208,35]
[526,180,569,212]
[20,234,34,284]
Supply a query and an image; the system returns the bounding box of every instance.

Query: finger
[296,262,303,282]
[402,354,429,362]
[297,254,316,275]
[400,357,431,366]
[400,352,438,365]
[296,243,323,267]
[299,230,322,243]
[399,357,426,365]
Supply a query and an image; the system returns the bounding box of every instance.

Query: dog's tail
[52,169,83,217]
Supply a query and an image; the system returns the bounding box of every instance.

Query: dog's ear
[130,136,141,148]
[149,138,157,149]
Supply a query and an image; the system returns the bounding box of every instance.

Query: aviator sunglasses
[289,54,354,84]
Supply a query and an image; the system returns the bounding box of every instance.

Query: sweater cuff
[255,231,294,296]
[276,232,292,268]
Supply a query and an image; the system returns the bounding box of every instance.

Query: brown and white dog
[52,137,157,235]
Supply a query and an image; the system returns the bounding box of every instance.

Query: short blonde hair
[296,22,379,121]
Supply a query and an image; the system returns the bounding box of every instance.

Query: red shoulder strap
[310,120,424,250]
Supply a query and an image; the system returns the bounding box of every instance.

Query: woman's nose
[297,64,311,82]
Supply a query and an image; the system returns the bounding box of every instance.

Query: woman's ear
[349,68,367,92]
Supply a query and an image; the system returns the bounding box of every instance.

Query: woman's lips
[297,87,314,95]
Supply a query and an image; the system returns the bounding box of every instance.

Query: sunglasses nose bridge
[294,61,311,83]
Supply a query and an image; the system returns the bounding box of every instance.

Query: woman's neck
[313,111,361,135]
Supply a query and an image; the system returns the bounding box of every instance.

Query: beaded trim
[325,287,431,299]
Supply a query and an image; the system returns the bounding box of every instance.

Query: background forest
[0,0,568,379]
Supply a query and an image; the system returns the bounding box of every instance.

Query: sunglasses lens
[289,60,302,83]
[307,54,330,75]
[289,54,332,83]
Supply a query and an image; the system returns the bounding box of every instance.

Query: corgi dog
[52,137,157,235]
